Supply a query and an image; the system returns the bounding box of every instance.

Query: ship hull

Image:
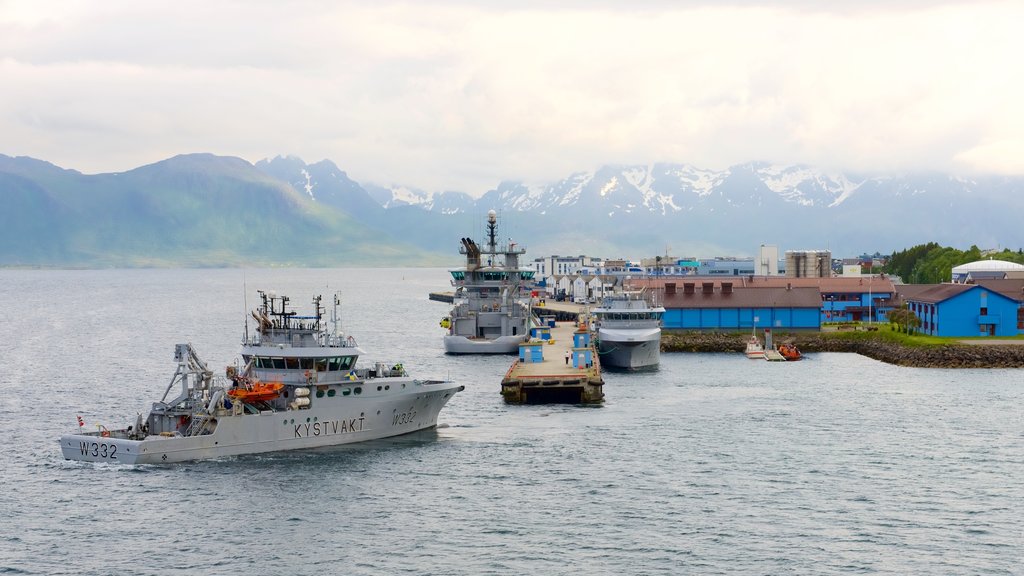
[443,334,526,354]
[597,327,661,369]
[59,380,463,464]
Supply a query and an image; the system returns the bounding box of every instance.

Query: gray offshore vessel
[591,290,665,369]
[59,291,463,464]
[442,210,535,354]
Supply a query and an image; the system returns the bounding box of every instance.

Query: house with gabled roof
[897,280,1024,337]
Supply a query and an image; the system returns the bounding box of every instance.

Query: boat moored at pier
[59,291,463,464]
[777,342,803,361]
[442,210,535,354]
[592,289,664,369]
[745,335,766,359]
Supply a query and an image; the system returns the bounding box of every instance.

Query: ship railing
[322,333,359,347]
[243,333,359,348]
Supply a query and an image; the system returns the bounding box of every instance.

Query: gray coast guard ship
[442,210,535,354]
[59,291,463,464]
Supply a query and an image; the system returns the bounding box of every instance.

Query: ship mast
[486,209,498,254]
[331,292,342,337]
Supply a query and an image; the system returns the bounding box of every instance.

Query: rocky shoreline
[661,331,1024,368]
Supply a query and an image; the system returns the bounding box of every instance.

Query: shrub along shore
[661,330,1024,368]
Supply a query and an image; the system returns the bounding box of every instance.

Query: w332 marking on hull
[80,441,118,460]
[392,409,417,426]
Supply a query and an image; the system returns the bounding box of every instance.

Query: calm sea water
[1,268,1021,575]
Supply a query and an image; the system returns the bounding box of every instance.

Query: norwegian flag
[77,415,84,428]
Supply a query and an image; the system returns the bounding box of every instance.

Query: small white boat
[745,335,765,359]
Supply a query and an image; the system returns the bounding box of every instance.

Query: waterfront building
[529,254,602,291]
[840,261,863,276]
[695,257,757,276]
[897,279,1024,337]
[784,250,832,278]
[531,254,601,278]
[690,256,788,276]
[757,245,780,276]
[659,281,821,330]
[629,275,896,325]
[754,275,895,324]
[549,274,618,302]
[640,254,687,276]
[950,259,1024,283]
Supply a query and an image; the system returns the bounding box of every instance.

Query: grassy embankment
[662,325,1024,368]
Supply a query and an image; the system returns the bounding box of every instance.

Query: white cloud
[1,1,1022,194]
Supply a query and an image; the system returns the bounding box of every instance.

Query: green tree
[883,243,1024,284]
[888,306,920,333]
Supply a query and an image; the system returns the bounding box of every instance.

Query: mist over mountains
[2,152,1021,267]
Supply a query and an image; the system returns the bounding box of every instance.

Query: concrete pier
[501,320,604,404]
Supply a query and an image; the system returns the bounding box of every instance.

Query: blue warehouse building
[633,276,895,329]
[741,276,896,324]
[660,281,821,330]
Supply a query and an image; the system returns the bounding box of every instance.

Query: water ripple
[0,269,1022,575]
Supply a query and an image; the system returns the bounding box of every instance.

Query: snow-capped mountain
[360,161,1022,257]
[471,162,870,216]
[251,155,1023,257]
[363,183,475,214]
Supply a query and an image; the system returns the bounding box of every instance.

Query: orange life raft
[227,381,284,402]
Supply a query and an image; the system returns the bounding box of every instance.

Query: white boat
[745,335,765,359]
[442,210,534,354]
[59,291,463,464]
[591,290,664,369]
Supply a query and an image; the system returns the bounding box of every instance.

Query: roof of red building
[630,275,895,294]
[974,279,1024,301]
[896,280,1024,304]
[893,284,936,301]
[900,284,972,304]
[662,286,822,309]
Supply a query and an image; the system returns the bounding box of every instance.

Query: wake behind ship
[442,210,535,354]
[59,291,463,464]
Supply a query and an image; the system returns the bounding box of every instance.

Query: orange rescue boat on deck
[227,381,284,403]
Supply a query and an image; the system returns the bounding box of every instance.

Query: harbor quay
[661,330,1024,368]
[501,320,604,404]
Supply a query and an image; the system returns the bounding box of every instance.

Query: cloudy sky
[2,1,1022,195]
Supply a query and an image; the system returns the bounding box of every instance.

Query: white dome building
[951,259,1024,283]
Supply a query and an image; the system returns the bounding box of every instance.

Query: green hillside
[0,154,443,267]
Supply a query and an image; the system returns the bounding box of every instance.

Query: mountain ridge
[2,152,1022,267]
